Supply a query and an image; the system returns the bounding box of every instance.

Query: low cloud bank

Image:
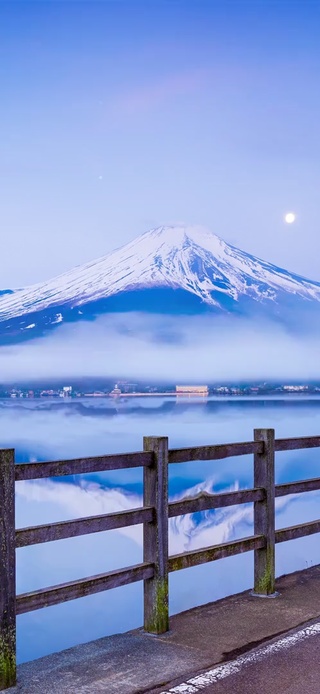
[0,312,320,381]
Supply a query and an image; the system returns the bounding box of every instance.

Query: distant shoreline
[3,393,320,401]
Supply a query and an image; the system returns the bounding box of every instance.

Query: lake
[2,396,320,663]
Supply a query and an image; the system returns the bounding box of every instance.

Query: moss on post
[253,547,275,595]
[0,449,16,689]
[143,437,169,634]
[144,578,169,634]
[253,430,276,596]
[0,633,16,690]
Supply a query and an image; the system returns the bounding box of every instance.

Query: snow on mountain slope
[1,225,320,327]
[0,223,320,349]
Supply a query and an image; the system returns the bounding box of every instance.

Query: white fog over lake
[2,396,320,663]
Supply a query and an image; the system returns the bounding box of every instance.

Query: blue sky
[1,0,320,286]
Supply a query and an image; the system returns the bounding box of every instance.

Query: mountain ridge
[0,224,319,343]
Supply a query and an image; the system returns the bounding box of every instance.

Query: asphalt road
[156,621,320,694]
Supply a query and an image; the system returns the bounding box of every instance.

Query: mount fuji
[0,224,320,344]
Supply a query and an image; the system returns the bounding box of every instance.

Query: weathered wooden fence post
[143,436,169,633]
[0,449,16,689]
[253,429,276,596]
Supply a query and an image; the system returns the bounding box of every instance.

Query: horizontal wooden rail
[275,519,320,544]
[275,477,320,498]
[16,507,154,548]
[14,436,320,481]
[168,535,265,572]
[15,451,153,481]
[16,562,154,614]
[168,488,265,518]
[168,440,263,464]
[275,436,320,452]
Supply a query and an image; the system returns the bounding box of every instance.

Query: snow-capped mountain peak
[0,224,320,340]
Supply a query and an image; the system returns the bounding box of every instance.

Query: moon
[284,212,296,224]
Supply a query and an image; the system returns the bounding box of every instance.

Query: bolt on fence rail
[1,429,320,689]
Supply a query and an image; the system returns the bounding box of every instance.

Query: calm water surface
[1,396,320,663]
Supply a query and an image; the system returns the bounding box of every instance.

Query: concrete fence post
[143,436,169,633]
[253,429,276,596]
[0,449,16,689]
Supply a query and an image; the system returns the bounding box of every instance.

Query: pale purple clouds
[112,68,210,116]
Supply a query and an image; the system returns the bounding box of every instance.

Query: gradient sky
[1,0,320,287]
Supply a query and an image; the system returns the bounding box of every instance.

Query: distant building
[120,383,137,393]
[283,385,308,392]
[176,385,208,396]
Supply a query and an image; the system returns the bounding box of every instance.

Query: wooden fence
[1,429,320,688]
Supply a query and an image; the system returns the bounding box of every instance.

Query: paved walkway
[8,565,320,693]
